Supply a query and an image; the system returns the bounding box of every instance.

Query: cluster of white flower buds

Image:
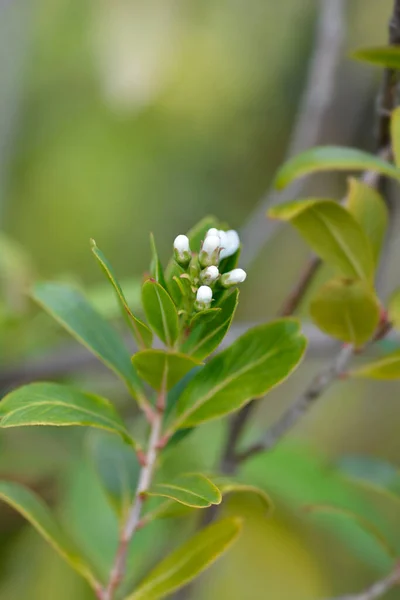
[173,225,247,312]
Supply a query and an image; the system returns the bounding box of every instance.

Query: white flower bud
[219,230,240,260]
[220,268,247,288]
[206,228,219,238]
[201,265,219,285]
[173,234,191,267]
[195,285,213,310]
[199,235,220,267]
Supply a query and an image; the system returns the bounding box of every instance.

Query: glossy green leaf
[274,146,400,190]
[304,503,397,559]
[142,280,179,347]
[0,382,137,448]
[150,233,168,291]
[352,45,400,69]
[132,350,201,391]
[181,289,239,360]
[346,178,388,266]
[391,107,400,169]
[91,240,152,349]
[169,319,306,431]
[270,199,374,281]
[350,349,400,379]
[126,517,242,600]
[210,478,273,514]
[310,278,380,346]
[189,308,221,328]
[147,473,221,508]
[0,480,99,588]
[388,288,400,330]
[87,431,140,520]
[32,282,144,399]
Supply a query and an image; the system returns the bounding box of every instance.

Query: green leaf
[189,308,221,328]
[0,480,99,588]
[210,478,273,514]
[142,280,179,348]
[391,107,400,169]
[91,240,152,349]
[304,503,397,559]
[310,278,380,346]
[350,349,400,379]
[352,45,400,69]
[147,473,221,508]
[181,289,239,360]
[150,233,168,291]
[126,517,242,600]
[388,288,400,330]
[87,431,140,520]
[346,178,388,266]
[132,350,201,391]
[269,199,374,281]
[32,282,145,400]
[169,319,306,431]
[274,146,400,190]
[338,456,400,491]
[0,382,137,448]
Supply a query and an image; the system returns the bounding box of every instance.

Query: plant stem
[329,562,400,600]
[100,391,165,600]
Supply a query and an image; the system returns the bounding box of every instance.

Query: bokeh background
[2,0,400,598]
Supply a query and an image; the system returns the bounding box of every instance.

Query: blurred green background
[2,0,400,598]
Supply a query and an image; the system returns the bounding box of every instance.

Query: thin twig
[329,562,400,600]
[100,388,165,600]
[240,0,346,268]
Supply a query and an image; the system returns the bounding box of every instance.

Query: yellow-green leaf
[0,480,100,589]
[352,45,400,70]
[350,350,400,380]
[310,278,380,346]
[0,382,137,448]
[270,199,374,281]
[274,146,400,190]
[388,288,400,330]
[346,178,388,266]
[132,350,201,391]
[169,319,306,431]
[210,478,273,514]
[147,473,221,508]
[126,517,242,600]
[150,233,168,291]
[32,282,145,400]
[91,240,152,349]
[142,280,179,347]
[391,107,400,169]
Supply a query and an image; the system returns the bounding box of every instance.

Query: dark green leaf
[310,278,380,346]
[274,146,400,190]
[91,240,152,349]
[150,233,168,291]
[304,503,397,559]
[147,473,221,508]
[352,45,400,69]
[189,308,221,328]
[169,319,306,431]
[270,199,374,281]
[32,282,145,400]
[87,431,140,520]
[346,178,388,266]
[142,280,179,347]
[0,480,100,589]
[0,382,137,448]
[132,350,201,391]
[181,289,239,360]
[350,349,400,379]
[126,517,242,600]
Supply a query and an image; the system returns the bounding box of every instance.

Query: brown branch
[329,562,400,600]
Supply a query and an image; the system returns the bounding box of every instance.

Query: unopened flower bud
[206,228,219,238]
[195,285,213,310]
[173,234,191,267]
[219,230,240,260]
[220,268,247,288]
[201,265,219,285]
[199,235,220,267]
